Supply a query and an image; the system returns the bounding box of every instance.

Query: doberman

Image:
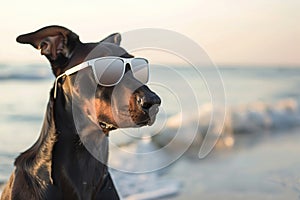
[1,25,161,200]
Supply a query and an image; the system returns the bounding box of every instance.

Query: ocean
[1,64,300,199]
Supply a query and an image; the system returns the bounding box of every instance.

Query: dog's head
[17,25,161,134]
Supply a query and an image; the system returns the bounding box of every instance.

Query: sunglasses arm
[53,62,90,99]
[65,62,90,76]
[54,73,65,99]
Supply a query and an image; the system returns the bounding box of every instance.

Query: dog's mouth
[98,121,117,134]
[131,104,160,127]
[97,105,159,134]
[135,118,155,127]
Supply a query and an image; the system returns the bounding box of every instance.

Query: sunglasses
[54,56,149,98]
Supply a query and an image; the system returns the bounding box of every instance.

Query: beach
[102,125,300,200]
[2,131,300,200]
[1,65,300,199]
[163,128,300,200]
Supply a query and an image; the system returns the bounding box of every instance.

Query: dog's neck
[53,86,111,197]
[14,90,110,199]
[14,98,57,196]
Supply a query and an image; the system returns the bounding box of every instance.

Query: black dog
[1,25,161,200]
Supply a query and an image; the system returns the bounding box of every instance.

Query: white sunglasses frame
[54,56,149,99]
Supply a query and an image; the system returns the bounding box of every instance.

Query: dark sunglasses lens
[131,58,149,83]
[94,58,124,86]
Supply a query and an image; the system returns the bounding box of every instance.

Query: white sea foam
[169,98,300,134]
[152,98,300,150]
[230,98,299,132]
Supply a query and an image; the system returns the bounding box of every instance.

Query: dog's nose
[136,92,161,112]
[137,93,161,111]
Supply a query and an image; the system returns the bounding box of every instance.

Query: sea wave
[0,64,52,81]
[165,98,300,134]
[152,98,300,149]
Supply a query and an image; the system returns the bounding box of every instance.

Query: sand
[160,128,300,199]
[1,128,300,200]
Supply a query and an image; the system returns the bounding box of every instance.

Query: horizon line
[1,62,300,69]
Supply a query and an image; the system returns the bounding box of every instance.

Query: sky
[0,0,299,66]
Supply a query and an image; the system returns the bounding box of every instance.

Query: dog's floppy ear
[100,33,121,46]
[16,25,79,50]
[17,26,80,76]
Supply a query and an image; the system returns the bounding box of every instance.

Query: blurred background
[0,0,300,199]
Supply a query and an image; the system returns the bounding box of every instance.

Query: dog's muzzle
[135,91,161,126]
